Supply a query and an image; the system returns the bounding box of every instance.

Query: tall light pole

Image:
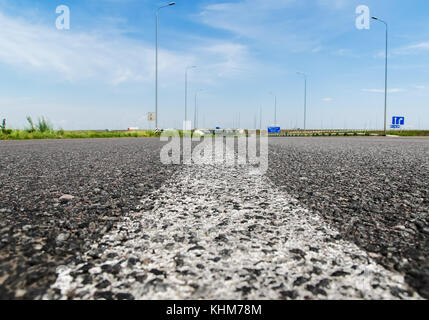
[185,66,196,126]
[155,2,176,130]
[297,72,307,130]
[194,89,204,129]
[372,16,388,136]
[254,113,257,130]
[269,92,277,126]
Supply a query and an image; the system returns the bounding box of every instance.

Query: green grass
[275,130,429,137]
[2,128,429,140]
[0,130,160,140]
[385,130,429,137]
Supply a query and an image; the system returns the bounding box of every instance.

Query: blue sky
[0,0,428,130]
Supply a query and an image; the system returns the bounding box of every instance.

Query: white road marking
[47,148,421,300]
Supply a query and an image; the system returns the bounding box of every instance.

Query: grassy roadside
[385,130,429,137]
[280,130,429,137]
[0,130,160,140]
[1,129,429,140]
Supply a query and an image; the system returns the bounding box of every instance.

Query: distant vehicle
[128,127,139,131]
[214,128,245,136]
[194,129,214,136]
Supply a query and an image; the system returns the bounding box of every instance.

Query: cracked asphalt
[0,137,428,299]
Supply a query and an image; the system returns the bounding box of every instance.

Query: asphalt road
[0,137,428,299]
[0,139,178,299]
[267,137,429,298]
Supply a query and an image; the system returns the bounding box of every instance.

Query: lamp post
[297,72,307,130]
[269,92,277,126]
[372,16,388,136]
[194,89,204,129]
[185,66,196,126]
[155,2,176,130]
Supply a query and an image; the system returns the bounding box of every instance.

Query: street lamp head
[371,16,387,26]
[158,2,176,10]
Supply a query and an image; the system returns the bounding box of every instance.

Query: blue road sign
[268,127,281,134]
[391,116,405,129]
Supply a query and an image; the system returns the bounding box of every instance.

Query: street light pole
[274,96,277,126]
[269,92,277,126]
[372,16,388,136]
[185,66,196,126]
[155,2,175,130]
[297,72,307,130]
[194,89,203,129]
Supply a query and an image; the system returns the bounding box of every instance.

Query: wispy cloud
[322,97,333,102]
[395,42,429,55]
[362,88,405,93]
[0,11,178,84]
[0,10,249,85]
[316,0,348,10]
[198,43,250,77]
[334,48,360,58]
[197,0,328,52]
[199,0,295,37]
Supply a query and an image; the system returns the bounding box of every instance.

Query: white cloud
[0,11,180,84]
[197,0,355,54]
[322,97,333,102]
[198,0,324,52]
[0,11,249,85]
[394,42,429,55]
[198,43,250,77]
[335,48,359,58]
[409,42,429,50]
[362,88,404,93]
[316,0,348,10]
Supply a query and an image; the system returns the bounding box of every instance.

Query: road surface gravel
[268,137,429,298]
[45,147,420,299]
[0,139,177,299]
[0,137,427,299]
